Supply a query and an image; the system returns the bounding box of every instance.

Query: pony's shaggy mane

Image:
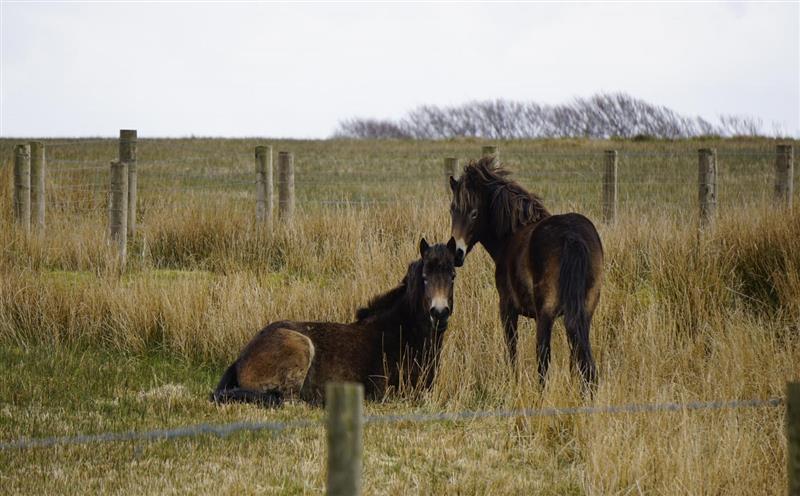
[355,260,423,322]
[453,156,550,238]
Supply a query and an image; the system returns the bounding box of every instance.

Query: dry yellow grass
[0,138,798,494]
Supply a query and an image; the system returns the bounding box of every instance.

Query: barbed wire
[45,209,108,215]
[41,167,780,181]
[138,186,253,192]
[48,159,109,165]
[0,396,782,452]
[49,168,107,174]
[507,151,608,158]
[305,199,402,205]
[76,175,783,188]
[39,184,780,196]
[49,184,107,191]
[363,397,783,425]
[46,201,109,208]
[44,140,116,147]
[139,157,211,164]
[0,418,319,451]
[31,197,774,209]
[617,151,777,158]
[6,144,783,161]
[139,179,255,185]
[714,151,781,157]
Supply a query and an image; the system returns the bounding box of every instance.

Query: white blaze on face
[454,238,467,256]
[430,296,448,313]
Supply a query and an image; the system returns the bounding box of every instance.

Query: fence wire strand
[0,396,782,451]
[363,397,783,425]
[0,419,319,451]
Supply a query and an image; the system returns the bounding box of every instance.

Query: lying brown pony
[211,238,458,406]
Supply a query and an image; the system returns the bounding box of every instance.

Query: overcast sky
[1,2,798,138]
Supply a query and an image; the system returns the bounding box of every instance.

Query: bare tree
[332,93,768,139]
[333,118,411,139]
[718,115,764,137]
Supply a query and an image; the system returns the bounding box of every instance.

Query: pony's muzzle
[452,238,467,267]
[454,249,465,267]
[429,306,450,327]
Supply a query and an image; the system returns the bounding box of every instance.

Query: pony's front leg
[500,303,519,368]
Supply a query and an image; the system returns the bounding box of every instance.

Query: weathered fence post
[481,145,498,163]
[120,130,137,236]
[278,151,295,222]
[29,141,46,232]
[13,144,31,232]
[326,382,364,496]
[444,157,458,188]
[603,150,618,223]
[255,145,273,227]
[698,148,717,227]
[775,144,794,209]
[109,160,128,268]
[789,382,800,496]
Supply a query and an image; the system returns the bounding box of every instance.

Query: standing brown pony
[211,238,458,406]
[449,158,603,388]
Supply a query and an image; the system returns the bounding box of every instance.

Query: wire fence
[40,159,788,203]
[5,137,796,230]
[0,395,784,451]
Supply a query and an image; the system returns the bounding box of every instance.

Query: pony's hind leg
[564,317,597,392]
[237,327,315,400]
[535,314,553,386]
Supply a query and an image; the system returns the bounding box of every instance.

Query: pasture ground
[0,137,798,494]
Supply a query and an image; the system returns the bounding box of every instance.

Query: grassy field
[0,137,798,494]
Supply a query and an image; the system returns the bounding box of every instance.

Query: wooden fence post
[789,382,800,496]
[444,157,458,188]
[481,145,498,163]
[109,160,128,268]
[603,150,618,223]
[698,148,717,227]
[278,151,295,222]
[13,144,31,232]
[255,145,273,227]
[120,130,137,236]
[775,144,794,209]
[29,141,45,232]
[326,382,364,496]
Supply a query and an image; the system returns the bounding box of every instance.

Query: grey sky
[1,2,798,138]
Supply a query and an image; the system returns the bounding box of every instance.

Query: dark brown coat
[449,158,603,389]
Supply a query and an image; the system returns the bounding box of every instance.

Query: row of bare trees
[333,93,769,139]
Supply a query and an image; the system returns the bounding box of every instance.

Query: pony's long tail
[558,233,597,388]
[209,363,284,407]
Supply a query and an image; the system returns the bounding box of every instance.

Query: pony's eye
[469,209,478,220]
[451,273,456,281]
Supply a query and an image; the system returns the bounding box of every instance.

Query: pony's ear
[419,238,430,258]
[447,237,457,257]
[449,176,457,191]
